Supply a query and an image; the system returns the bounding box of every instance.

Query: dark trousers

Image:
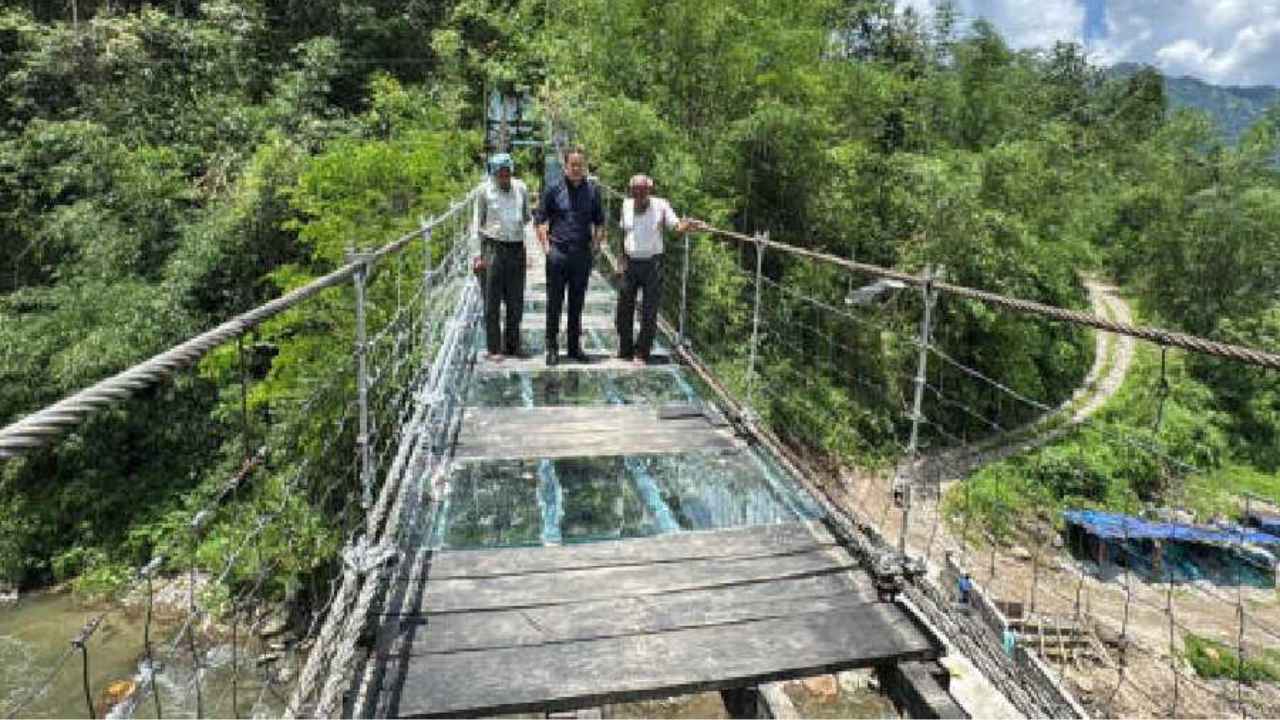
[616,255,663,357]
[544,244,592,353]
[482,240,526,354]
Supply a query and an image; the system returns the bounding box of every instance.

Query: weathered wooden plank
[394,602,942,718]
[419,547,856,614]
[454,405,739,460]
[462,405,682,426]
[455,423,740,460]
[421,522,837,579]
[411,577,877,654]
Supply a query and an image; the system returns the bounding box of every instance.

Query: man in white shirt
[616,175,703,363]
[474,153,531,360]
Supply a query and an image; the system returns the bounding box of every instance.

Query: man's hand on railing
[680,218,709,234]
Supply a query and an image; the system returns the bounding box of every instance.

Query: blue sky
[900,0,1280,87]
[1083,0,1106,41]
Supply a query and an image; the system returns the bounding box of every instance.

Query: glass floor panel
[467,367,699,407]
[429,447,824,550]
[524,299,617,314]
[527,277,613,291]
[430,460,544,549]
[472,328,667,355]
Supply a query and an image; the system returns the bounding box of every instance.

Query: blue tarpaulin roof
[1063,509,1280,546]
[1247,512,1280,537]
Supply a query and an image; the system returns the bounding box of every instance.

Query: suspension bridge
[2,177,1280,720]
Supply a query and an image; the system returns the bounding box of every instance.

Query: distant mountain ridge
[1110,62,1279,143]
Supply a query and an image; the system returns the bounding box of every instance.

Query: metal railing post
[350,249,374,510]
[420,218,435,333]
[602,185,612,260]
[465,197,477,254]
[901,265,936,555]
[72,617,102,720]
[745,232,766,409]
[189,512,208,719]
[141,556,164,719]
[678,234,691,348]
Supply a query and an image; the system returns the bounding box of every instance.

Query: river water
[0,591,288,719]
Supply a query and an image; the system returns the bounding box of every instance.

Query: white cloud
[904,0,1280,86]
[1155,38,1214,69]
[1097,0,1280,85]
[965,0,1085,50]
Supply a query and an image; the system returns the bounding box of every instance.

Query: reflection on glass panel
[432,448,824,550]
[472,328,617,354]
[525,299,616,314]
[639,449,823,531]
[467,368,698,407]
[557,456,662,543]
[471,328,668,355]
[433,460,543,549]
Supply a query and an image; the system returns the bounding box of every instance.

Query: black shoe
[567,349,591,363]
[545,350,559,367]
[506,347,525,359]
[617,351,634,361]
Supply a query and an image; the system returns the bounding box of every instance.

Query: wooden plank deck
[369,227,948,718]
[388,522,943,718]
[453,405,741,460]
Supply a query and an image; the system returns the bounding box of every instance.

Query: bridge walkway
[377,227,945,718]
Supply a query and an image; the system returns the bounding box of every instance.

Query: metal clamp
[342,539,399,575]
[72,615,105,648]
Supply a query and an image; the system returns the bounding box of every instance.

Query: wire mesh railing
[0,182,482,720]
[594,177,1280,719]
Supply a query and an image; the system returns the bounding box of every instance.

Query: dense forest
[1,0,1277,597]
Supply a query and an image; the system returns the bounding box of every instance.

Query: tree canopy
[0,0,1277,595]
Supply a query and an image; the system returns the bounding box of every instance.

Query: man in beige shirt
[474,153,531,359]
[616,175,704,363]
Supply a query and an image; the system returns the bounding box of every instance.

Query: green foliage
[69,559,132,601]
[1184,633,1280,683]
[2,0,1278,618]
[0,3,475,593]
[948,334,1276,539]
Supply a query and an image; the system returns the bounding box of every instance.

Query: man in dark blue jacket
[535,146,604,365]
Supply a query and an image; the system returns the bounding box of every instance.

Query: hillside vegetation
[0,0,1277,599]
[1113,62,1280,145]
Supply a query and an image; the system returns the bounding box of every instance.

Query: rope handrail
[594,177,1280,370]
[0,185,481,460]
[691,224,1280,371]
